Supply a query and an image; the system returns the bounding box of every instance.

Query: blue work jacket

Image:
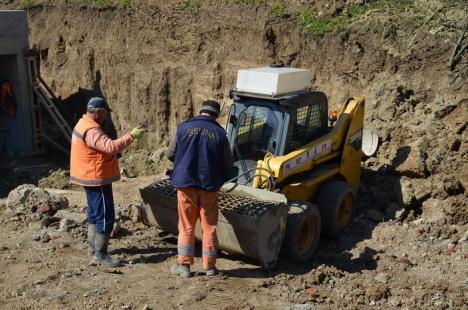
[170,115,228,192]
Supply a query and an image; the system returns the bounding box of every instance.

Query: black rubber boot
[93,232,122,267]
[87,224,96,257]
[205,267,218,277]
[170,263,191,278]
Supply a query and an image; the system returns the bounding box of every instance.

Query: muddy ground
[0,174,467,309]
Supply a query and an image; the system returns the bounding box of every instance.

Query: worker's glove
[130,126,148,139]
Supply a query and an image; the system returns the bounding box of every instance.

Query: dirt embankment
[19,1,465,140]
[17,0,466,218]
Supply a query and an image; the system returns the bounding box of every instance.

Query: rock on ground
[54,209,86,225]
[6,184,68,215]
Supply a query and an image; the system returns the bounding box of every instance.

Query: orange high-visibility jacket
[70,115,120,186]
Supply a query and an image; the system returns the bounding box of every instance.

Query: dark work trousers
[85,184,115,233]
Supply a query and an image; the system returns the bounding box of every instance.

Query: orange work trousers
[176,188,218,269]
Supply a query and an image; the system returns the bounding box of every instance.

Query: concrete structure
[0,10,33,156]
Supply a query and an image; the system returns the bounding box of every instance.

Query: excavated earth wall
[20,1,466,223]
[22,2,465,144]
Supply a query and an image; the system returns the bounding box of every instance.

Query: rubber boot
[93,232,122,267]
[205,267,218,277]
[170,263,191,278]
[87,224,96,257]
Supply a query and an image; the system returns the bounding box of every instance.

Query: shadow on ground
[111,236,177,265]
[113,246,176,265]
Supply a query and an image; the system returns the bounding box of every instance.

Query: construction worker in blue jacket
[166,100,233,278]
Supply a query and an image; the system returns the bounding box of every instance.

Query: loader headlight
[329,110,338,122]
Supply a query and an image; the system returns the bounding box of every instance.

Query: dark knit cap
[200,100,221,116]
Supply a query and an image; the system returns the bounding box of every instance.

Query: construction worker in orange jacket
[70,97,147,267]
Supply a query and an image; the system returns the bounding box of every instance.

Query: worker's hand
[130,126,148,139]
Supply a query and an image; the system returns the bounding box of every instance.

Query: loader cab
[226,90,328,184]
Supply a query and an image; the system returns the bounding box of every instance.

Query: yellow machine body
[253,96,365,202]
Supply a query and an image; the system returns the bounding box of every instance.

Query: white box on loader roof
[235,66,311,97]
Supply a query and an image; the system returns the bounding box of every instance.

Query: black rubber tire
[283,202,321,262]
[315,181,356,238]
[262,258,278,271]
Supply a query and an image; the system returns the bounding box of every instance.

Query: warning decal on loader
[283,139,333,177]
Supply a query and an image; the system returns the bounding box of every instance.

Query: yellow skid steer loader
[140,66,367,269]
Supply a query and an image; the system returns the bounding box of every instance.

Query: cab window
[287,104,325,152]
[235,105,278,162]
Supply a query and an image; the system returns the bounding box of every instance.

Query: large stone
[395,141,427,178]
[421,199,445,223]
[6,184,68,215]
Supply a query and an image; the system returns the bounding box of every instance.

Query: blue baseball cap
[87,97,112,112]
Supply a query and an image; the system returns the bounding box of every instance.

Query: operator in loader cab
[166,100,233,278]
[70,97,147,267]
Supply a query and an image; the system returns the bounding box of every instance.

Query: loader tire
[315,181,356,238]
[284,202,321,262]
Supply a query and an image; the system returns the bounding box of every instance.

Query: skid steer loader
[140,66,367,269]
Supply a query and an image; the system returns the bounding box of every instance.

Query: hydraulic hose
[225,167,275,192]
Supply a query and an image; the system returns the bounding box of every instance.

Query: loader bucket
[139,178,289,269]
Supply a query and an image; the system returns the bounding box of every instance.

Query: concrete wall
[0,10,33,156]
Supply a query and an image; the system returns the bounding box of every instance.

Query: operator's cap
[87,97,112,112]
[200,100,220,116]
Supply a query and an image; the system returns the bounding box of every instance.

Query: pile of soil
[38,169,80,190]
[360,78,467,225]
[119,147,172,177]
